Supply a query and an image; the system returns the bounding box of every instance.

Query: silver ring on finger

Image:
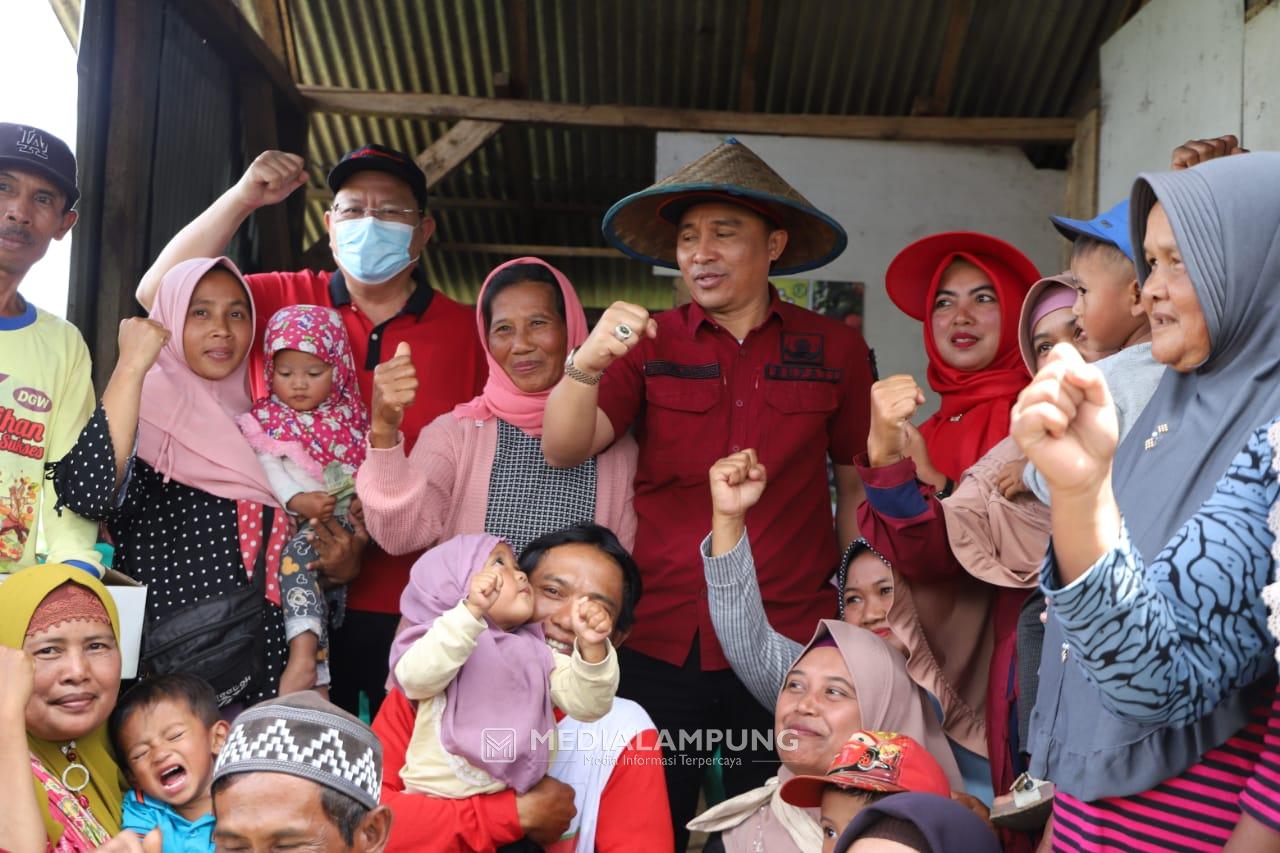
[613,323,633,342]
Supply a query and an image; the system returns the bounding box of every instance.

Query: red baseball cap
[885,231,1040,321]
[779,730,952,807]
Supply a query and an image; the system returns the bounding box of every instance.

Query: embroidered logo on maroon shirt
[781,333,824,365]
[643,361,721,379]
[765,364,843,383]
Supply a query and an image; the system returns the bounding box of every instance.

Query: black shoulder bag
[140,507,273,706]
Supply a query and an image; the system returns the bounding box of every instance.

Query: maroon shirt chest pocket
[761,379,839,467]
[641,373,723,484]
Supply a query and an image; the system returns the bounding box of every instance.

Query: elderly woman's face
[486,280,569,394]
[775,645,863,776]
[1141,202,1211,371]
[21,618,121,741]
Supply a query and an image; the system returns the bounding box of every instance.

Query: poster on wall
[774,279,865,333]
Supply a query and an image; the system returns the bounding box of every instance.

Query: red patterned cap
[779,730,952,808]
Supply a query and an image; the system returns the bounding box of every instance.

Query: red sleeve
[827,330,874,465]
[243,271,319,400]
[591,729,675,852]
[372,689,524,852]
[596,343,646,440]
[854,453,963,584]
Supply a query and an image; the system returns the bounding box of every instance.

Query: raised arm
[135,151,307,310]
[99,319,171,485]
[542,301,653,468]
[1014,345,1276,725]
[702,451,804,708]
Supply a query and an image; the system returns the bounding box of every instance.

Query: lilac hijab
[388,533,555,793]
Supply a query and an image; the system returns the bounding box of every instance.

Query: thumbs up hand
[370,341,418,447]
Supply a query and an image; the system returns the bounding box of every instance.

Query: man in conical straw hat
[542,138,876,845]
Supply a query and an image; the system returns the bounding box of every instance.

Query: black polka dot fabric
[54,406,285,701]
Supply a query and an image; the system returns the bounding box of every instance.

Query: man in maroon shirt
[136,145,486,716]
[542,139,874,843]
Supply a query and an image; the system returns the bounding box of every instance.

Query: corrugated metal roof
[241,1,1133,305]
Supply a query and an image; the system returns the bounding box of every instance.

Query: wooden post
[1063,107,1100,267]
[89,0,165,390]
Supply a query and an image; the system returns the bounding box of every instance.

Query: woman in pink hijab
[358,257,637,555]
[53,257,289,705]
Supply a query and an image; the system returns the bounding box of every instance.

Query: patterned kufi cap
[213,691,382,809]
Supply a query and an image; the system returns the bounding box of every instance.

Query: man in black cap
[135,147,487,716]
[0,122,102,576]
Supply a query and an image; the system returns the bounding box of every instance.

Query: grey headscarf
[1029,153,1280,801]
[1115,151,1280,557]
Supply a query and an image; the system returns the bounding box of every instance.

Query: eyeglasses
[329,203,421,223]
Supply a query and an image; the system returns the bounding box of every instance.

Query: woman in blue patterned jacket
[1011,152,1280,851]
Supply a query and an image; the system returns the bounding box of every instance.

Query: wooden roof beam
[416,119,504,189]
[913,0,974,116]
[738,0,766,112]
[301,86,1077,144]
[437,242,623,259]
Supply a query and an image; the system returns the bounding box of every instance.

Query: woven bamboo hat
[602,138,848,275]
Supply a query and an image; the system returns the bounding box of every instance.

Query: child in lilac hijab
[388,532,619,797]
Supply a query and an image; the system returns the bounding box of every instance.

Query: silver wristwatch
[564,347,603,386]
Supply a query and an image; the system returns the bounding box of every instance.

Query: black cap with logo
[0,123,78,208]
[326,144,428,211]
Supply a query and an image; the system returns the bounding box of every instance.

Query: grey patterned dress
[483,419,597,553]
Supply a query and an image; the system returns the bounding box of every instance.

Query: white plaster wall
[654,132,1064,414]
[1098,0,1242,205]
[1244,3,1280,152]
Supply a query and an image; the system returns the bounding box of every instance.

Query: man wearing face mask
[135,145,487,716]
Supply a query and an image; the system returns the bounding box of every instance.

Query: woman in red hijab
[871,232,1038,484]
[851,233,1042,852]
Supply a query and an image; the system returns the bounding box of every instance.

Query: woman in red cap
[868,232,1039,486]
[852,233,1044,851]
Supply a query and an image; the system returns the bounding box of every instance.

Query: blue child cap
[1049,198,1133,264]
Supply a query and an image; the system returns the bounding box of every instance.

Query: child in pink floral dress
[236,305,369,695]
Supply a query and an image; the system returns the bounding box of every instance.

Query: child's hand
[465,568,503,618]
[997,458,1030,500]
[571,596,613,661]
[288,491,335,521]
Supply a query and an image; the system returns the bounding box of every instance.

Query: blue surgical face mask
[333,217,416,284]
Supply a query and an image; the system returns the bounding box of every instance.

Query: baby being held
[236,305,369,696]
[390,533,619,799]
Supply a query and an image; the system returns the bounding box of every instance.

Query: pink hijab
[452,257,588,436]
[389,533,555,793]
[137,257,287,602]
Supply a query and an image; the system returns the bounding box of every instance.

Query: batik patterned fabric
[1045,418,1279,728]
[213,694,382,808]
[240,305,369,480]
[29,753,111,850]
